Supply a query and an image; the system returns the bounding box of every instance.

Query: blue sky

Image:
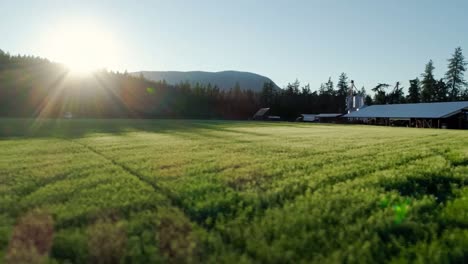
[1,0,467,92]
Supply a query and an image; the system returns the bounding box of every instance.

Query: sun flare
[42,21,121,74]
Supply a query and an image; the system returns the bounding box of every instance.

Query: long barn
[344,101,468,129]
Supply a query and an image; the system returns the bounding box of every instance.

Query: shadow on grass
[0,118,273,140]
[381,174,463,203]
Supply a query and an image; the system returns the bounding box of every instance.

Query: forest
[0,47,467,120]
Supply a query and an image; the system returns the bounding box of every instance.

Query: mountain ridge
[133,70,279,91]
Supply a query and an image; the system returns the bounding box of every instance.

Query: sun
[42,21,121,74]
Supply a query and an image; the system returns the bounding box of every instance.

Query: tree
[260,81,275,107]
[434,79,449,102]
[407,78,421,103]
[325,77,334,95]
[0,49,9,69]
[285,79,300,96]
[301,84,311,96]
[371,83,390,104]
[365,95,373,105]
[445,47,467,100]
[318,83,327,95]
[461,89,468,101]
[336,73,349,97]
[421,60,436,102]
[292,79,301,95]
[358,86,366,97]
[387,82,405,104]
[319,78,335,96]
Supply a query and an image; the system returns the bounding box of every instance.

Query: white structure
[346,80,365,113]
[346,95,365,113]
[300,114,317,122]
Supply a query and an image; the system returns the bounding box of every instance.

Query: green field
[1,119,467,263]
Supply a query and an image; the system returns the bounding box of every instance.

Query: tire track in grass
[214,154,458,262]
[68,139,212,228]
[69,134,463,260]
[237,137,448,206]
[72,139,265,262]
[70,140,172,200]
[206,137,453,244]
[9,161,106,197]
[69,139,259,261]
[81,132,463,262]
[208,155,446,259]
[2,142,106,217]
[71,133,449,227]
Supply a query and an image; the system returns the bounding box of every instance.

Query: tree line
[0,50,260,119]
[0,47,467,120]
[375,47,468,104]
[260,47,468,119]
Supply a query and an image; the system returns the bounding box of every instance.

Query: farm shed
[297,114,317,122]
[252,108,282,121]
[267,115,281,121]
[344,101,468,129]
[316,113,343,123]
[252,108,270,120]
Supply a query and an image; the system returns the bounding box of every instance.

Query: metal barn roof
[344,101,468,119]
[301,114,317,121]
[316,113,343,118]
[253,108,270,117]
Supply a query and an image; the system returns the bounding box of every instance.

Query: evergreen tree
[358,87,366,97]
[407,78,421,103]
[325,77,334,95]
[445,47,467,100]
[301,84,311,95]
[292,79,301,95]
[318,83,327,95]
[336,73,349,97]
[461,89,468,100]
[365,95,373,105]
[0,49,9,69]
[285,80,300,96]
[434,79,449,102]
[260,81,275,107]
[421,60,436,102]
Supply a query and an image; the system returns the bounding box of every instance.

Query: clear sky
[1,0,467,91]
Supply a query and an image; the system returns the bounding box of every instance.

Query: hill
[133,70,279,91]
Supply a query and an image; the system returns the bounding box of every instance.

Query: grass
[0,118,467,263]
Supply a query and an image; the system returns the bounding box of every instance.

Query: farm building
[252,108,270,120]
[316,113,343,123]
[252,108,282,121]
[344,101,468,129]
[296,114,317,122]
